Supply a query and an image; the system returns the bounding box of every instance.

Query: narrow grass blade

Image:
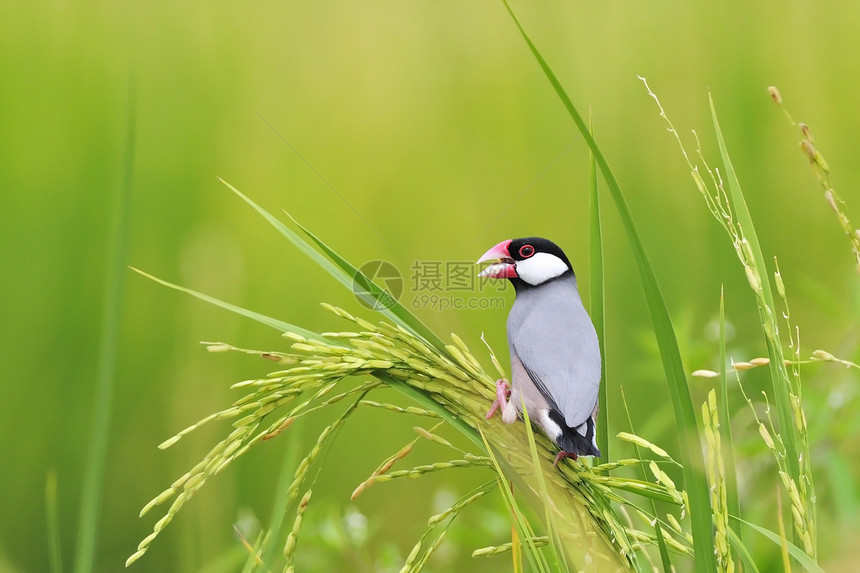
[653,522,672,573]
[238,529,265,573]
[620,387,672,571]
[718,287,742,552]
[258,429,304,568]
[708,95,800,483]
[478,426,551,573]
[511,521,523,573]
[129,267,325,342]
[727,526,760,573]
[520,404,569,572]
[732,517,824,573]
[287,213,449,354]
[46,471,63,573]
[499,3,715,567]
[588,117,608,460]
[134,266,482,460]
[218,178,449,356]
[74,78,136,573]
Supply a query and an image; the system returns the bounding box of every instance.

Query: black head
[477,237,574,287]
[508,237,572,267]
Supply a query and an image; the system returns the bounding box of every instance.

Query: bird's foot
[485,379,511,420]
[553,450,578,467]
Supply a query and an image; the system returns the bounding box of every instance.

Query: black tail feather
[548,410,601,458]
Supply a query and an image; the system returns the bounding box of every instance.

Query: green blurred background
[2,1,859,571]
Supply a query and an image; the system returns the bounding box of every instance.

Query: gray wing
[508,282,600,428]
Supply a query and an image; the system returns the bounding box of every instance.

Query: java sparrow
[477,237,601,465]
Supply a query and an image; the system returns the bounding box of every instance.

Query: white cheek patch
[515,252,569,285]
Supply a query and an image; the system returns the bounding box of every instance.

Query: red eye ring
[519,245,535,258]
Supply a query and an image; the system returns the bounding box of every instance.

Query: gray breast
[507,273,600,428]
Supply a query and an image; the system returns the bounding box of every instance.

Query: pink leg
[485,379,511,420]
[553,451,578,467]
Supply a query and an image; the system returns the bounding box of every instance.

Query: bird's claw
[485,379,511,420]
[553,450,579,467]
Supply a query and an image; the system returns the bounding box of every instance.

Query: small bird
[477,237,601,465]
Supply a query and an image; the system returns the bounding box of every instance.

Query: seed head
[692,369,719,378]
[744,266,761,293]
[800,140,816,162]
[758,424,775,449]
[774,269,786,299]
[767,86,782,105]
[812,349,836,361]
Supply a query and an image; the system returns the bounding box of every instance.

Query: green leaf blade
[75,81,136,573]
[478,427,552,573]
[719,287,742,555]
[287,213,451,355]
[130,267,326,342]
[708,96,801,484]
[520,404,570,572]
[501,2,715,568]
[218,178,451,358]
[733,517,823,573]
[654,522,672,573]
[727,526,760,573]
[588,118,608,461]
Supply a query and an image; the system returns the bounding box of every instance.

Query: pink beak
[476,239,517,279]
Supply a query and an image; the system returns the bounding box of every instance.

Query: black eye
[519,245,535,258]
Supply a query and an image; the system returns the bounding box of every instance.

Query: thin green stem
[588,115,608,461]
[47,471,63,573]
[719,288,742,551]
[500,3,714,568]
[74,76,135,573]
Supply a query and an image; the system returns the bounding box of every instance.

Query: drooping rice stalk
[768,86,860,274]
[127,292,689,570]
[702,390,734,573]
[639,77,818,560]
[123,8,839,570]
[500,3,717,567]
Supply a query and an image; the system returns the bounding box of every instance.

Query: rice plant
[126,192,688,571]
[123,5,852,571]
[767,86,860,274]
[638,77,822,561]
